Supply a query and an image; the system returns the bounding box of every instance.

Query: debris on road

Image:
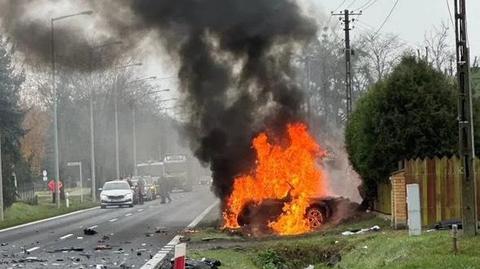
[47,247,84,253]
[95,244,113,250]
[341,225,380,236]
[15,256,47,263]
[155,227,168,234]
[84,228,98,235]
[168,258,222,269]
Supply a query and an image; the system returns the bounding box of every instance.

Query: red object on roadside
[174,243,186,269]
[48,180,63,192]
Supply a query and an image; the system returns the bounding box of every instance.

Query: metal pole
[454,0,477,235]
[51,18,60,209]
[344,10,353,117]
[114,76,120,179]
[132,106,138,176]
[79,162,83,203]
[332,10,361,118]
[89,51,97,202]
[0,134,4,221]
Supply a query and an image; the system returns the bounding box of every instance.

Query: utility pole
[0,134,4,221]
[332,9,361,117]
[454,0,477,235]
[132,106,137,177]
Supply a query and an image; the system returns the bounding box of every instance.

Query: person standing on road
[137,177,145,205]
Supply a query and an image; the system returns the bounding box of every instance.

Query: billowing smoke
[125,0,317,198]
[1,0,317,199]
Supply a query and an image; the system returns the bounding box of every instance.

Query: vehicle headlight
[125,193,133,198]
[101,194,108,200]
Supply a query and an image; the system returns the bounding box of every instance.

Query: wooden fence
[378,156,480,227]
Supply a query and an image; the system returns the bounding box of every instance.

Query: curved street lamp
[51,10,93,208]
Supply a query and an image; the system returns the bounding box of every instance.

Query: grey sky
[314,0,480,61]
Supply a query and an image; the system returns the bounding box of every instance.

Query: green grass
[188,217,480,269]
[0,195,98,229]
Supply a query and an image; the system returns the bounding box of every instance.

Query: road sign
[42,170,47,177]
[43,176,48,182]
[48,180,63,192]
[67,162,81,166]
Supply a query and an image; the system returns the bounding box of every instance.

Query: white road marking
[137,209,144,212]
[87,225,98,229]
[26,246,40,253]
[0,207,99,234]
[186,200,220,228]
[59,233,73,240]
[109,218,118,222]
[125,213,133,217]
[141,199,220,269]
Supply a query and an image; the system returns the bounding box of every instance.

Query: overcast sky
[314,0,480,61]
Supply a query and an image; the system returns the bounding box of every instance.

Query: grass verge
[0,195,98,230]
[187,216,480,269]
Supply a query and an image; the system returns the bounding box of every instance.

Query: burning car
[236,195,353,234]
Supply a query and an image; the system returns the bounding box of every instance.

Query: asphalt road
[0,185,217,269]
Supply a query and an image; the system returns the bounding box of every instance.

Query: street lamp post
[113,63,142,179]
[125,76,169,176]
[51,10,93,208]
[132,89,170,176]
[89,40,122,202]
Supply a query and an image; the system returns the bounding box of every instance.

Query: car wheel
[101,205,106,209]
[306,206,326,229]
[129,204,134,208]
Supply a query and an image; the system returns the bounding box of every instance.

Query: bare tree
[424,21,455,73]
[355,32,405,82]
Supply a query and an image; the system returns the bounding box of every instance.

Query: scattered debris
[434,219,462,230]
[327,254,341,267]
[155,227,168,234]
[145,233,154,237]
[84,228,98,235]
[77,236,84,240]
[179,237,191,243]
[341,225,380,236]
[0,243,8,246]
[47,247,84,253]
[168,258,222,269]
[95,244,112,250]
[16,257,47,263]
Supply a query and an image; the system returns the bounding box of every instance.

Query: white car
[100,180,134,208]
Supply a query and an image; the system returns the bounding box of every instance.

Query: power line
[333,0,348,12]
[347,0,358,9]
[356,0,374,11]
[362,0,379,11]
[373,0,399,37]
[445,0,455,29]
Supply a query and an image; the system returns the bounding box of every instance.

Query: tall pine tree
[0,38,27,208]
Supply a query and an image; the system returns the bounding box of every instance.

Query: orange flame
[223,122,328,235]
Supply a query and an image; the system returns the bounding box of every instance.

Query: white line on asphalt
[137,209,144,212]
[125,213,133,217]
[87,225,98,230]
[141,235,181,269]
[0,207,99,234]
[109,218,118,222]
[59,233,73,240]
[26,247,40,253]
[186,200,220,228]
[141,199,220,269]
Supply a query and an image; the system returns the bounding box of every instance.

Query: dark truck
[163,154,193,192]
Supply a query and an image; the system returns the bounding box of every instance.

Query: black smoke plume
[126,0,317,199]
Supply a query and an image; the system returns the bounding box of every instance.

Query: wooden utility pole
[332,10,361,117]
[454,0,477,235]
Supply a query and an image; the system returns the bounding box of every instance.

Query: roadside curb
[0,206,99,233]
[141,200,220,269]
